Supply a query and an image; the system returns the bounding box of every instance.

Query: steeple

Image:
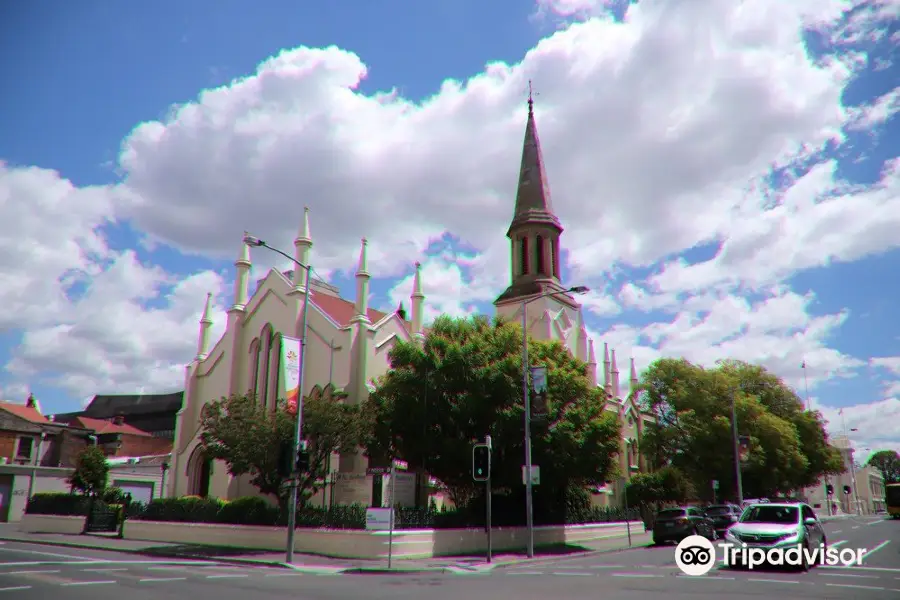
[630,357,639,392]
[611,349,620,400]
[196,293,213,360]
[410,261,425,342]
[293,207,313,290]
[603,342,612,396]
[587,339,597,387]
[233,237,251,308]
[353,238,370,320]
[494,88,570,307]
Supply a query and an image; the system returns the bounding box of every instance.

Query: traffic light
[295,441,310,473]
[843,485,851,496]
[472,444,490,482]
[825,484,834,496]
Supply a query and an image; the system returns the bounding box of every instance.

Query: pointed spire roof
[507,91,562,237]
[296,206,312,246]
[356,238,369,276]
[412,261,424,299]
[200,293,213,324]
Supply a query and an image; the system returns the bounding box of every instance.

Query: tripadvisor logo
[674,535,866,576]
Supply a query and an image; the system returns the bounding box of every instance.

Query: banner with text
[281,336,302,414]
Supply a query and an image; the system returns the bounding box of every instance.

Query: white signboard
[381,472,416,507]
[522,465,541,485]
[365,507,394,531]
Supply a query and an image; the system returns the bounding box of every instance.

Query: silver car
[723,502,827,571]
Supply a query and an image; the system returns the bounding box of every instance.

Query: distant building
[802,435,886,515]
[53,392,183,440]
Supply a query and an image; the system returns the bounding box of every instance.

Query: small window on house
[520,237,529,275]
[16,437,34,460]
[536,235,545,274]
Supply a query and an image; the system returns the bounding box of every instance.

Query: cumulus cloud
[0,0,896,417]
[818,398,900,463]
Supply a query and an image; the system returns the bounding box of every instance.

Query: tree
[638,358,842,500]
[867,449,900,484]
[200,387,365,510]
[69,446,109,495]
[364,314,621,517]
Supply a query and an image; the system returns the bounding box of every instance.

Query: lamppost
[243,233,312,564]
[730,386,744,506]
[521,285,589,558]
[846,426,862,515]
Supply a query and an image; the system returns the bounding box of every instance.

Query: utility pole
[730,386,744,505]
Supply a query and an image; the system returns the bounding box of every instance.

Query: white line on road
[819,573,880,579]
[139,577,188,583]
[826,583,886,591]
[0,548,103,560]
[588,565,628,569]
[551,571,592,576]
[832,530,843,534]
[852,526,860,530]
[0,586,31,593]
[867,519,886,526]
[60,580,117,586]
[749,579,799,584]
[205,574,249,579]
[2,569,61,575]
[81,568,128,572]
[821,566,900,572]
[676,575,735,580]
[506,571,544,575]
[264,573,304,578]
[862,540,891,561]
[612,573,662,578]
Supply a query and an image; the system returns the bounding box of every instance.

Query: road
[1,515,896,599]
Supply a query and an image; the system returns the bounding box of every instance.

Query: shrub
[25,492,90,516]
[135,496,225,523]
[217,496,279,526]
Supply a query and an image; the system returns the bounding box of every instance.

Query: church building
[169,98,654,508]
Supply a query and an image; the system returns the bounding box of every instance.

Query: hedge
[27,491,640,530]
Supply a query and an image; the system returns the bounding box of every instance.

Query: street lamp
[730,387,744,506]
[243,233,312,563]
[847,427,862,515]
[521,284,589,558]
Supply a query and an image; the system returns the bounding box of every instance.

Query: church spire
[509,84,562,235]
[494,88,569,307]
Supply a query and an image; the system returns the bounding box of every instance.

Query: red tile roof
[72,416,152,437]
[0,402,48,424]
[309,289,409,329]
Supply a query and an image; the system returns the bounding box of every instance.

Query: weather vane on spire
[527,79,538,113]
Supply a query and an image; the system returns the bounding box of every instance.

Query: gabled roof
[0,401,48,424]
[81,392,184,417]
[72,416,152,437]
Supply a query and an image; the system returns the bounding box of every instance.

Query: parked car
[704,504,744,536]
[652,506,717,545]
[723,502,827,571]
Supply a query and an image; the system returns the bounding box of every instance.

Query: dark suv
[705,504,744,536]
[652,506,716,545]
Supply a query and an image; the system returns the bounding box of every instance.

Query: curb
[484,537,654,570]
[0,536,292,569]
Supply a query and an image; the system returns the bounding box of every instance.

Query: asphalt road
[1,515,896,599]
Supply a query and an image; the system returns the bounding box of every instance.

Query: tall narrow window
[259,325,273,406]
[249,339,261,396]
[536,235,545,275]
[520,237,529,275]
[553,238,561,278]
[268,334,282,410]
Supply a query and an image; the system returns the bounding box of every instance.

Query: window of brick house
[16,437,34,460]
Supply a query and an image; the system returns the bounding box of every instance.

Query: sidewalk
[0,525,651,574]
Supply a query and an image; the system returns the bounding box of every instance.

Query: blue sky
[0,0,898,458]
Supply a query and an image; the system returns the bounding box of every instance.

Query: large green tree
[68,445,109,495]
[363,315,621,513]
[200,389,365,509]
[867,449,900,484]
[638,358,843,500]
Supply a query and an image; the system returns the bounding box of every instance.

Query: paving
[0,517,896,599]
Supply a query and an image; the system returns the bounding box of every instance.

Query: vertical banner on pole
[530,366,548,422]
[281,336,302,414]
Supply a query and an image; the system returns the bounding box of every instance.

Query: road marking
[205,574,249,579]
[139,577,188,583]
[866,519,886,526]
[507,571,543,575]
[852,526,860,530]
[0,586,31,593]
[60,580,117,586]
[862,540,891,561]
[821,566,900,572]
[264,573,304,578]
[81,568,128,572]
[551,571,592,576]
[832,530,843,534]
[826,583,886,591]
[749,579,798,584]
[831,540,848,547]
[588,564,628,569]
[2,569,61,575]
[612,573,662,578]
[0,548,103,560]
[676,575,734,580]
[819,573,880,579]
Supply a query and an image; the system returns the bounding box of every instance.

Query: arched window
[258,324,273,406]
[267,333,282,410]
[536,235,545,275]
[520,237,529,275]
[249,339,261,396]
[186,445,212,498]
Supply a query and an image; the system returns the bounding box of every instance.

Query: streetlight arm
[244,236,309,271]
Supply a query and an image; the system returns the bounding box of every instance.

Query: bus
[887,483,900,519]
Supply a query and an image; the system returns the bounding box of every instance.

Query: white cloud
[0,0,896,418]
[818,398,900,463]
